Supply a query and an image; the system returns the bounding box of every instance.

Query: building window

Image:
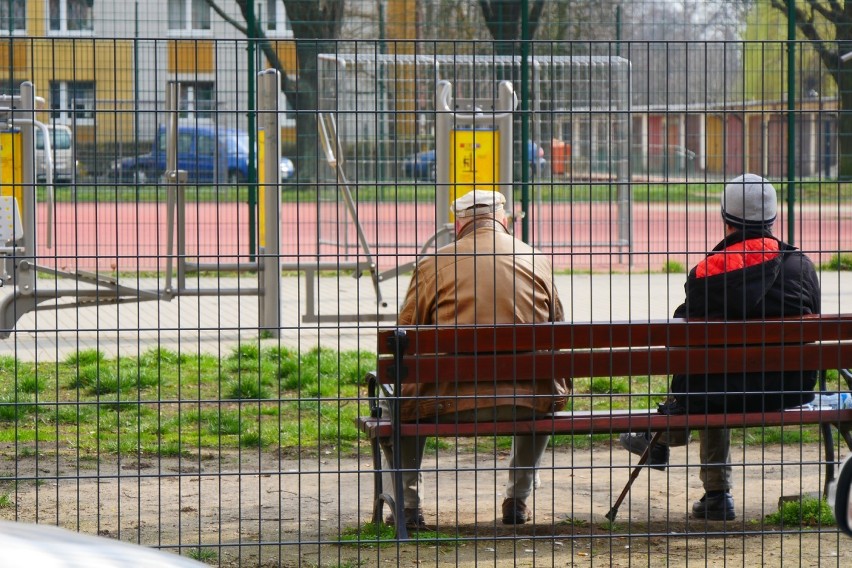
[1,0,26,33]
[178,82,215,120]
[49,81,95,125]
[0,79,24,97]
[263,0,291,36]
[49,0,94,33]
[168,0,210,32]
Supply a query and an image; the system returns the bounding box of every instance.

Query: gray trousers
[661,427,731,492]
[379,406,550,509]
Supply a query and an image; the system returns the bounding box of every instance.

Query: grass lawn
[45,179,852,205]
[0,347,834,460]
[0,345,374,458]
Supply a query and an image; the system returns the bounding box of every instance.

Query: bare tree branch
[206,0,248,35]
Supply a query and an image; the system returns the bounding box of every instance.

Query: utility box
[550,138,571,177]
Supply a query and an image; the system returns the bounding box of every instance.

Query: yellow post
[257,128,266,248]
[449,128,499,220]
[0,130,24,215]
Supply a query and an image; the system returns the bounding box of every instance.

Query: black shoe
[618,432,669,471]
[692,492,736,521]
[385,507,430,531]
[501,498,531,525]
[657,396,687,415]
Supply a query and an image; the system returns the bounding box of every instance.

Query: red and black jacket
[669,229,821,413]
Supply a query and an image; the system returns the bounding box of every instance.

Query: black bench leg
[838,424,852,451]
[822,422,835,499]
[370,435,409,539]
[820,420,852,498]
[371,436,384,526]
[390,458,409,539]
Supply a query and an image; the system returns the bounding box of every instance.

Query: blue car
[402,150,436,181]
[279,156,295,182]
[402,142,547,181]
[110,125,291,184]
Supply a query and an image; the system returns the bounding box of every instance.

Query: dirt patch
[1,442,849,567]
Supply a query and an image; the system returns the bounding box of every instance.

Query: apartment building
[1,0,301,148]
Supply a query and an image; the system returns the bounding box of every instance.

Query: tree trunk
[836,18,852,180]
[294,41,325,183]
[837,88,852,180]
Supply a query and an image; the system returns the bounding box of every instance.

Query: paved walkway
[0,271,850,362]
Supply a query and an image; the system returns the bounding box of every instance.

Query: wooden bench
[358,316,852,538]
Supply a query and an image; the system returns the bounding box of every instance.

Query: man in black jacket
[620,174,821,521]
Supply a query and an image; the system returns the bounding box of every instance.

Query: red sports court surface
[36,200,850,274]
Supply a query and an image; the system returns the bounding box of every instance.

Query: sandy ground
[2,439,850,567]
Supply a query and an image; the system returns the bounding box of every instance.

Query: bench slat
[358,408,852,439]
[378,341,852,384]
[378,315,852,356]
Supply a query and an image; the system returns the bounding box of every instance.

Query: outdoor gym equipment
[312,111,392,323]
[161,71,282,336]
[0,73,284,338]
[310,79,516,323]
[435,79,516,233]
[0,82,128,337]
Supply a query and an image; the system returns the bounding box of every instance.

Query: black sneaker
[384,508,430,531]
[692,492,736,521]
[618,432,669,471]
[657,396,687,415]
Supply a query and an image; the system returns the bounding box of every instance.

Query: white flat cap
[453,190,506,218]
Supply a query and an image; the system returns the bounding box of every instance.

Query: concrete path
[1,271,849,362]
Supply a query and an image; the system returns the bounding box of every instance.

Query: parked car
[402,149,436,181]
[0,519,206,567]
[279,156,295,182]
[109,124,288,185]
[402,141,547,181]
[36,124,77,185]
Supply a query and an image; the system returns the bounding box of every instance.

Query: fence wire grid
[0,25,851,568]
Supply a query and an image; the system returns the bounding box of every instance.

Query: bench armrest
[365,370,394,418]
[840,369,852,391]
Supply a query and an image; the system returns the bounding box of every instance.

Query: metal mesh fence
[0,28,851,568]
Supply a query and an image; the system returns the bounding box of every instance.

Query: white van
[35,125,76,184]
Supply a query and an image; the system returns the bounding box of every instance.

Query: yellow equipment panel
[0,130,24,215]
[257,129,267,248]
[449,128,500,214]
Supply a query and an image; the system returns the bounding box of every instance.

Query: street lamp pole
[247,1,257,259]
[786,1,796,246]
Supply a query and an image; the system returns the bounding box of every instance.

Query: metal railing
[0,36,851,566]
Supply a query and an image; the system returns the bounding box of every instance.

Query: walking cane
[605,431,663,521]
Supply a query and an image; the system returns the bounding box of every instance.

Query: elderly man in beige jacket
[381,189,569,530]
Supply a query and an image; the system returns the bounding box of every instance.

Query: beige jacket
[397,218,569,422]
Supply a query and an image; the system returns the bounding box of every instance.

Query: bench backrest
[376,316,852,386]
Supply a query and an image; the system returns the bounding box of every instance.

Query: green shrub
[662,260,685,274]
[339,522,454,548]
[187,548,218,563]
[0,355,18,375]
[0,394,36,421]
[65,349,105,366]
[228,343,260,362]
[224,377,271,400]
[590,377,629,394]
[201,410,244,436]
[16,372,45,395]
[139,347,186,366]
[763,496,834,527]
[68,364,101,390]
[338,350,376,386]
[826,253,852,271]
